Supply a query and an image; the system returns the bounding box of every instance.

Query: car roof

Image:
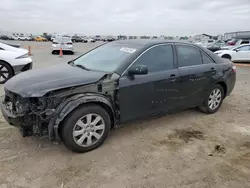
[113,39,194,48]
[0,41,27,53]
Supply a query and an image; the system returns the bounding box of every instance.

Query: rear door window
[176,45,203,67]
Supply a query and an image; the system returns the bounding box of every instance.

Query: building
[224,31,250,41]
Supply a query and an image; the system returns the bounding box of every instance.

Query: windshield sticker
[120,47,136,53]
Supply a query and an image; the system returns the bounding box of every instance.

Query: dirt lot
[1,41,250,188]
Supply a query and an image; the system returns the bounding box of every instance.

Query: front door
[232,45,250,61]
[118,44,179,123]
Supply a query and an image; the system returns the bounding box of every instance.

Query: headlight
[16,53,29,59]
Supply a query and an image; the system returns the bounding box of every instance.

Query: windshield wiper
[74,64,90,71]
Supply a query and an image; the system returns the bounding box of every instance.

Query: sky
[1,0,250,36]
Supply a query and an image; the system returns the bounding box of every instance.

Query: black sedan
[71,36,84,43]
[1,40,236,153]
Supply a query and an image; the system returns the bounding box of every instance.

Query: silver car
[52,37,74,54]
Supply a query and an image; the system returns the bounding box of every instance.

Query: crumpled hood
[4,63,108,97]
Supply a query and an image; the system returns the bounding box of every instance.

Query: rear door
[231,45,250,61]
[118,44,179,123]
[175,44,216,109]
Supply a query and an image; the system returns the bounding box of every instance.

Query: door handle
[169,74,177,82]
[210,67,216,74]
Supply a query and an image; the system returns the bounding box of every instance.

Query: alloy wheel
[208,88,222,110]
[73,113,105,147]
[0,65,10,82]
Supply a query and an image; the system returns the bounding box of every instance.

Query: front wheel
[199,84,224,114]
[60,104,111,153]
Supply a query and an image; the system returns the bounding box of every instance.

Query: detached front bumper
[0,96,33,136]
[1,96,18,126]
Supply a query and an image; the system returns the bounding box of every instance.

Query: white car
[88,38,96,42]
[0,42,32,83]
[215,44,250,62]
[52,37,74,54]
[18,36,31,41]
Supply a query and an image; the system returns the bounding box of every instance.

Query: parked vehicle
[101,37,107,42]
[17,36,31,41]
[82,37,88,43]
[43,35,52,42]
[95,36,101,41]
[226,39,250,46]
[215,44,250,62]
[88,38,96,42]
[0,41,32,83]
[106,36,115,42]
[72,36,84,43]
[227,39,238,46]
[0,35,11,40]
[52,37,74,54]
[34,36,47,42]
[12,36,19,40]
[205,40,226,52]
[0,40,236,153]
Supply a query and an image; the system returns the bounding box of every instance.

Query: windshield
[73,43,138,72]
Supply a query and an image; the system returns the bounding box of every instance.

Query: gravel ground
[0,41,250,188]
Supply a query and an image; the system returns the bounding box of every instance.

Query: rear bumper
[226,72,236,96]
[52,47,74,52]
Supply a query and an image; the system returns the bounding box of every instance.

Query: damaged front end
[0,73,119,140]
[1,90,63,137]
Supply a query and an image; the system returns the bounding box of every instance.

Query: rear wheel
[0,61,14,84]
[199,84,224,114]
[221,54,231,60]
[60,104,111,153]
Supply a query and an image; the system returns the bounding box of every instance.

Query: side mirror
[128,65,148,75]
[234,49,239,52]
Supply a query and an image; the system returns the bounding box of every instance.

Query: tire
[0,61,14,84]
[51,50,57,55]
[199,84,224,114]
[60,104,111,153]
[221,54,231,60]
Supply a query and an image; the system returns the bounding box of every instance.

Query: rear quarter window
[202,52,215,64]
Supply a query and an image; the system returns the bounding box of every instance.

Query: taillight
[67,42,72,45]
[232,65,236,73]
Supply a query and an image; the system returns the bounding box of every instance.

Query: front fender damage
[5,73,119,140]
[48,93,115,140]
[46,73,119,140]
